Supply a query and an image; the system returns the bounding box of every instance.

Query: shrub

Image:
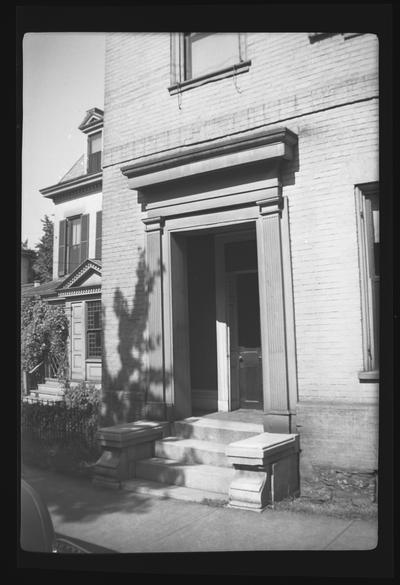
[21,298,69,376]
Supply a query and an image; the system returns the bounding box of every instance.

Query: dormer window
[87,131,102,174]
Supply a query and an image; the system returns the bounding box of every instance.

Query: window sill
[358,370,379,382]
[168,60,251,95]
[86,357,101,363]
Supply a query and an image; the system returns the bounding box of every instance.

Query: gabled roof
[58,154,85,184]
[21,278,65,299]
[57,259,101,292]
[21,259,101,301]
[78,107,104,134]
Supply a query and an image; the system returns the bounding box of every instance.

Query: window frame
[87,130,103,174]
[86,299,102,360]
[58,214,90,276]
[169,32,251,95]
[355,183,379,379]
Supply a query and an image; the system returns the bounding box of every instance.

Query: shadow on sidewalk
[21,464,158,524]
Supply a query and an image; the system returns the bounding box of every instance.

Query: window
[86,300,102,359]
[58,214,89,276]
[169,32,250,94]
[184,33,242,80]
[95,210,102,260]
[356,183,379,376]
[87,131,102,174]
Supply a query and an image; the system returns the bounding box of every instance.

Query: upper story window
[169,32,251,95]
[58,214,89,276]
[87,131,102,174]
[356,183,379,378]
[184,33,242,80]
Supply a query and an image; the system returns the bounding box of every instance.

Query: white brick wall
[102,32,379,411]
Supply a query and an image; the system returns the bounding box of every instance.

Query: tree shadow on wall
[100,248,169,427]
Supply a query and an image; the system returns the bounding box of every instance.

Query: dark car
[20,479,90,553]
[20,479,57,552]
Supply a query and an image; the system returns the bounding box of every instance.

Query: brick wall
[101,31,379,469]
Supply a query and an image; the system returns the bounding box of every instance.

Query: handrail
[28,361,44,375]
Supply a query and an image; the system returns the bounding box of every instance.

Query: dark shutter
[95,210,102,259]
[58,220,67,276]
[80,214,89,262]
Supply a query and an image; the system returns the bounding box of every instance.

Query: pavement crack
[322,519,356,550]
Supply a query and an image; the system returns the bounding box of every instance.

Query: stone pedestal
[226,432,300,511]
[93,420,169,489]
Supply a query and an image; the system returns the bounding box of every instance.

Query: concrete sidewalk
[21,464,378,553]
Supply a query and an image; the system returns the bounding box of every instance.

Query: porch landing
[192,408,265,425]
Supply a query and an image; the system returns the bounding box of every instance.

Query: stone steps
[154,437,230,467]
[133,416,264,501]
[135,457,235,495]
[173,417,263,445]
[124,477,228,506]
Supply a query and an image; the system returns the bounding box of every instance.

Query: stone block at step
[173,417,263,445]
[36,384,64,397]
[135,457,235,494]
[154,437,230,467]
[44,378,63,388]
[124,478,228,506]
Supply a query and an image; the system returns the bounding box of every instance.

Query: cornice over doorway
[121,127,297,191]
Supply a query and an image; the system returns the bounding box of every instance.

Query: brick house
[94,32,379,506]
[22,108,103,399]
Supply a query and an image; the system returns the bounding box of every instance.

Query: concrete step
[135,457,235,495]
[173,417,263,445]
[44,378,63,387]
[123,477,228,506]
[26,392,64,403]
[154,437,230,467]
[37,384,64,396]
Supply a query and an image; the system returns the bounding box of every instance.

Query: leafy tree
[33,215,53,283]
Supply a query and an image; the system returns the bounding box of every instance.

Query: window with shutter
[58,219,67,276]
[80,214,89,264]
[95,210,102,260]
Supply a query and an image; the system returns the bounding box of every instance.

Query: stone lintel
[121,127,297,190]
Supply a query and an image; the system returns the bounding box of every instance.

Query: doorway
[225,237,263,410]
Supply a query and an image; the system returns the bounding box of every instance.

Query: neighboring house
[95,33,379,505]
[22,108,103,396]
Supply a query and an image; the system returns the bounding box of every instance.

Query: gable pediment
[58,259,102,291]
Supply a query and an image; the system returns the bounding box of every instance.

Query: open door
[229,271,263,410]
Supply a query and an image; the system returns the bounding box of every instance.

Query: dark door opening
[236,272,263,409]
[225,238,263,410]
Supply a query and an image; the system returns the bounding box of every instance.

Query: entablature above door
[121,126,297,202]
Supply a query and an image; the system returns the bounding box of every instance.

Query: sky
[21,33,106,248]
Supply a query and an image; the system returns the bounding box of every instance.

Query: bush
[21,392,101,476]
[21,298,69,376]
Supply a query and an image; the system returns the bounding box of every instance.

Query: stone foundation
[300,465,377,505]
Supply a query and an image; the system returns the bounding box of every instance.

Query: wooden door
[234,272,263,409]
[70,301,85,380]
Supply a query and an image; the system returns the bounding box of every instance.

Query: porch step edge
[136,457,235,494]
[154,437,230,467]
[123,478,228,506]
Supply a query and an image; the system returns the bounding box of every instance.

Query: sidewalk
[21,464,378,553]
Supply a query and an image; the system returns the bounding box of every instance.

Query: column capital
[143,216,164,232]
[256,185,283,216]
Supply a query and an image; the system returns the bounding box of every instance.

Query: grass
[272,496,378,520]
